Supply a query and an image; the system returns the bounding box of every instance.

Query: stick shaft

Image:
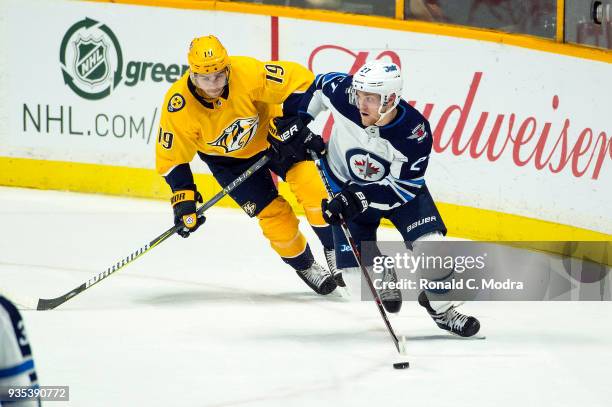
[311,152,401,353]
[37,155,270,310]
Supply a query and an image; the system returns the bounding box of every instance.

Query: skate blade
[398,335,408,355]
[449,332,487,340]
[332,284,351,299]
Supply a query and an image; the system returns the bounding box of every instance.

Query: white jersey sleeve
[0,296,40,406]
[299,72,349,121]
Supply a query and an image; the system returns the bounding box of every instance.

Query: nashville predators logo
[208,117,259,153]
[242,201,257,217]
[168,93,185,112]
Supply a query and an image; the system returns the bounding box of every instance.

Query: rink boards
[0,0,610,247]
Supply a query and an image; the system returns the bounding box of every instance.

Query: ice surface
[1,186,611,407]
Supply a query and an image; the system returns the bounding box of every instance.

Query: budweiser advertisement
[281,18,611,234]
[0,0,609,234]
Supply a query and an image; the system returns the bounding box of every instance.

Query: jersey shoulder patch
[407,121,428,143]
[380,102,432,154]
[167,93,186,112]
[404,104,431,144]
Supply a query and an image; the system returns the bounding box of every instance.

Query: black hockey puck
[393,362,410,369]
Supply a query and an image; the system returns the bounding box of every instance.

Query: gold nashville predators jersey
[155,56,314,175]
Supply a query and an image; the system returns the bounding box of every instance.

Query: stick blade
[36,286,83,310]
[398,335,408,355]
[36,297,65,311]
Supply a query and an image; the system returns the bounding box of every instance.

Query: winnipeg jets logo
[350,153,384,181]
[408,122,427,143]
[354,157,380,179]
[209,117,259,153]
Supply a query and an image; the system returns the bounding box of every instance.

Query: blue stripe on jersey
[381,104,407,130]
[320,158,343,194]
[395,178,425,188]
[298,109,314,121]
[321,72,346,87]
[0,359,34,378]
[388,180,415,202]
[314,73,324,87]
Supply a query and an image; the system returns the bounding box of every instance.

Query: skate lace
[301,263,330,287]
[380,267,401,300]
[324,249,339,276]
[441,308,469,331]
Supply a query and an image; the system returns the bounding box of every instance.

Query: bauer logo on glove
[322,183,369,225]
[355,191,368,212]
[279,123,299,141]
[267,116,326,165]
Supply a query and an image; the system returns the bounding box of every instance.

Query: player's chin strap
[36,154,271,311]
[374,95,400,126]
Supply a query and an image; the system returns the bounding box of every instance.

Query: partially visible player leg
[326,201,404,312]
[257,197,336,294]
[0,295,41,406]
[328,212,404,310]
[202,153,336,295]
[322,246,343,287]
[413,232,480,337]
[282,160,344,286]
[389,187,480,337]
[376,258,403,313]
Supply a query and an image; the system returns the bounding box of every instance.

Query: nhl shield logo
[74,37,109,85]
[60,18,123,100]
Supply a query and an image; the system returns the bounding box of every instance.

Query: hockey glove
[171,186,206,238]
[322,183,369,225]
[267,116,326,164]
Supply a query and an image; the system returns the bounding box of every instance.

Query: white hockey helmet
[351,60,403,125]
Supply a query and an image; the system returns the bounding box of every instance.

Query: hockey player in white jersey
[0,295,41,406]
[271,60,480,337]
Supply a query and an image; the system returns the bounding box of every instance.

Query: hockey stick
[310,151,406,355]
[36,154,271,311]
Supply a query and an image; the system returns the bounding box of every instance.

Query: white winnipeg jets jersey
[298,73,433,211]
[0,296,40,406]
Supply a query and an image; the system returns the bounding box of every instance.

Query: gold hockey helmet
[188,35,230,74]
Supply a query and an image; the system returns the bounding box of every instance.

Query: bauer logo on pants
[406,216,436,233]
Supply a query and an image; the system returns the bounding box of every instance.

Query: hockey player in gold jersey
[156,35,340,295]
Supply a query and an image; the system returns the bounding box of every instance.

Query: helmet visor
[190,69,228,96]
